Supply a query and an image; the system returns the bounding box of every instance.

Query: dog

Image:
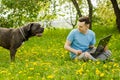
[0,22,44,61]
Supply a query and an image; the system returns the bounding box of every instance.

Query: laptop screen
[93,34,112,57]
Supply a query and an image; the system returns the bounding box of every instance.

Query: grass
[0,25,120,80]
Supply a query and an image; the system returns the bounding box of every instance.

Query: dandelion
[10,62,14,65]
[25,63,28,67]
[25,59,29,62]
[113,63,119,67]
[8,72,11,76]
[103,64,107,68]
[61,54,64,58]
[86,69,89,72]
[28,76,33,79]
[36,73,40,75]
[18,71,22,74]
[61,76,64,80]
[54,70,58,73]
[42,77,45,80]
[1,70,7,74]
[45,68,48,71]
[100,73,104,77]
[96,61,100,65]
[76,68,83,75]
[88,60,92,62]
[11,77,14,80]
[74,57,79,62]
[96,68,101,75]
[33,62,37,66]
[112,69,115,73]
[82,63,86,67]
[47,75,54,79]
[29,68,34,71]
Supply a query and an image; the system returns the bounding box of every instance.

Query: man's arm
[64,40,82,55]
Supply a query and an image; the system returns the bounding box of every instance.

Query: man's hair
[78,16,90,24]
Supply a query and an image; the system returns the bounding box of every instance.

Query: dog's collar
[19,28,26,40]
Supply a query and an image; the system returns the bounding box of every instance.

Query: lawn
[0,25,120,80]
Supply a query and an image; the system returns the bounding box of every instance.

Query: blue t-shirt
[67,29,96,59]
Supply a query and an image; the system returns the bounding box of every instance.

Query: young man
[64,16,111,61]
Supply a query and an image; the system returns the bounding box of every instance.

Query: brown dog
[0,22,44,61]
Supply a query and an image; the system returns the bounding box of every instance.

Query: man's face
[78,22,89,34]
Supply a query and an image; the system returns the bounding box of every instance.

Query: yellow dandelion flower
[45,68,48,70]
[61,76,64,80]
[18,71,22,74]
[36,73,40,75]
[100,73,104,77]
[112,69,115,73]
[47,75,54,79]
[29,68,34,71]
[96,61,100,65]
[42,77,45,80]
[76,68,83,75]
[25,59,29,62]
[86,69,89,72]
[1,70,7,74]
[25,64,28,67]
[82,63,86,67]
[61,54,64,57]
[96,68,101,75]
[103,64,107,68]
[113,63,119,67]
[10,62,14,65]
[54,70,58,73]
[88,60,92,62]
[33,62,37,66]
[8,72,11,75]
[28,76,33,79]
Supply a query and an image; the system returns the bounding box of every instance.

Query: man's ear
[87,24,90,28]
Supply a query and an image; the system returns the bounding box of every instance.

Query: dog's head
[27,22,44,37]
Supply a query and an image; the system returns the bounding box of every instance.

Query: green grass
[0,25,120,80]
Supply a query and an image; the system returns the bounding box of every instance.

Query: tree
[110,0,120,32]
[87,0,93,29]
[71,0,93,29]
[0,0,56,28]
[71,0,82,17]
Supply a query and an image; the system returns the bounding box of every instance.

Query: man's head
[78,16,90,34]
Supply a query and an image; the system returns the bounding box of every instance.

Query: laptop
[91,34,112,58]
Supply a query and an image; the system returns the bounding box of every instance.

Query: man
[64,16,111,61]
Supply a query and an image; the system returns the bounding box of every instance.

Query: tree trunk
[110,0,120,32]
[87,0,93,29]
[71,0,82,17]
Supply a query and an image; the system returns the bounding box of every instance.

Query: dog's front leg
[10,49,17,62]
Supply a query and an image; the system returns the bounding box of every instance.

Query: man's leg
[96,50,112,61]
[76,52,97,61]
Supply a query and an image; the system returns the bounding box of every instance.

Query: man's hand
[84,52,90,58]
[75,50,82,55]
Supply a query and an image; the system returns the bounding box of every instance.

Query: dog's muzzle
[36,28,44,37]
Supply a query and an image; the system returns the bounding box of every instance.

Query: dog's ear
[27,23,33,31]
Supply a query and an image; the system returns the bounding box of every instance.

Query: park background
[0,0,120,80]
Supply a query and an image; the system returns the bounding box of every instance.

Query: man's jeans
[75,47,112,61]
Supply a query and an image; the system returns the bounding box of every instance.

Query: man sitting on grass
[64,16,112,61]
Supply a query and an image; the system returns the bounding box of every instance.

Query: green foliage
[0,0,118,29]
[0,17,12,28]
[0,0,57,28]
[93,0,116,27]
[0,25,120,80]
